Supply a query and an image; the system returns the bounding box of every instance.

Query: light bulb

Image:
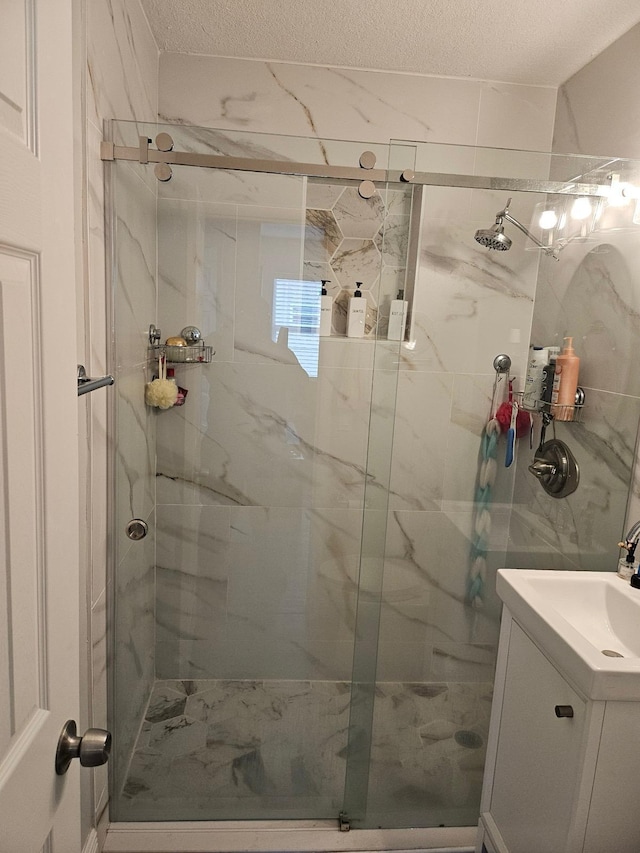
[571,197,592,220]
[538,209,558,230]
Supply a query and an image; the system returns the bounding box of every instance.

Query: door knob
[55,719,112,775]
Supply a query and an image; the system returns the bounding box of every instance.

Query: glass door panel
[109,122,405,821]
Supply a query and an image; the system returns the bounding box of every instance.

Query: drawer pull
[555,704,574,718]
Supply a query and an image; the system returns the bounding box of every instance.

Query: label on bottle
[541,363,555,404]
[551,365,562,403]
[523,347,548,410]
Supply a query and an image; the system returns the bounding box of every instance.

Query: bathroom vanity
[477,570,640,853]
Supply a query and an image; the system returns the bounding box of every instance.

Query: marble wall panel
[114,161,157,371]
[156,362,373,510]
[442,373,517,510]
[86,120,110,609]
[509,389,640,572]
[552,22,640,549]
[405,188,540,379]
[155,506,363,681]
[159,163,306,209]
[531,238,640,398]
[233,205,307,363]
[87,0,158,133]
[476,83,557,152]
[376,510,502,683]
[157,199,237,363]
[159,56,555,155]
[112,508,156,793]
[516,217,640,573]
[387,371,454,512]
[114,363,156,567]
[86,0,158,835]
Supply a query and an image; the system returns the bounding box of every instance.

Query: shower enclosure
[107,123,640,835]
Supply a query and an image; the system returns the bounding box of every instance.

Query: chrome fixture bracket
[528,438,579,498]
[77,364,114,396]
[359,150,377,170]
[493,353,512,374]
[358,179,377,199]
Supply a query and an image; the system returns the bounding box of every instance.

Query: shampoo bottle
[387,289,408,341]
[523,346,548,411]
[551,336,580,421]
[541,346,560,407]
[347,282,366,338]
[319,280,332,337]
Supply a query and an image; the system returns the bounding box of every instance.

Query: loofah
[145,356,178,409]
[145,378,178,409]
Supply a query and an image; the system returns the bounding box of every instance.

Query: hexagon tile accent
[333,187,385,239]
[303,179,412,339]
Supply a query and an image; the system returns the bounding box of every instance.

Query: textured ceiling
[140,0,640,86]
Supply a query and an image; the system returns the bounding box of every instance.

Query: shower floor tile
[115,678,491,823]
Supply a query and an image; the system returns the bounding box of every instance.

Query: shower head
[474,222,512,251]
[474,197,560,260]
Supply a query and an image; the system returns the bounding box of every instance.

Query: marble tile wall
[152,163,539,688]
[517,23,640,573]
[82,0,158,835]
[507,227,640,572]
[152,58,557,693]
[148,59,558,828]
[158,55,557,153]
[154,159,398,682]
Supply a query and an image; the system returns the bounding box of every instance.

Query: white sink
[497,569,640,700]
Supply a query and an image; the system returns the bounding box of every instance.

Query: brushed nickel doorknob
[55,720,111,775]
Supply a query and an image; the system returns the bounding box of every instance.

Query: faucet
[619,521,640,561]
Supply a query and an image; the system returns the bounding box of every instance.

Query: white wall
[554,23,640,160]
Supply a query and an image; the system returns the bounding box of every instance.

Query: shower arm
[499,204,560,260]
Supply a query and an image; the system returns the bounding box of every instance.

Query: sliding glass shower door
[109,123,408,821]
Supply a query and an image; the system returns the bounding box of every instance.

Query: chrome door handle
[55,719,112,775]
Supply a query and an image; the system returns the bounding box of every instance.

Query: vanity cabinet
[477,610,640,853]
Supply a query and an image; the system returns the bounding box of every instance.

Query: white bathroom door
[0,1,82,851]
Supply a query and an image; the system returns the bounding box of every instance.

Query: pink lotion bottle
[551,336,580,421]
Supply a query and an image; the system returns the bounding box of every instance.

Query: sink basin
[497,570,640,700]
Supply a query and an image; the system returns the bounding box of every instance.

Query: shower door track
[102,819,477,853]
[100,140,612,197]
